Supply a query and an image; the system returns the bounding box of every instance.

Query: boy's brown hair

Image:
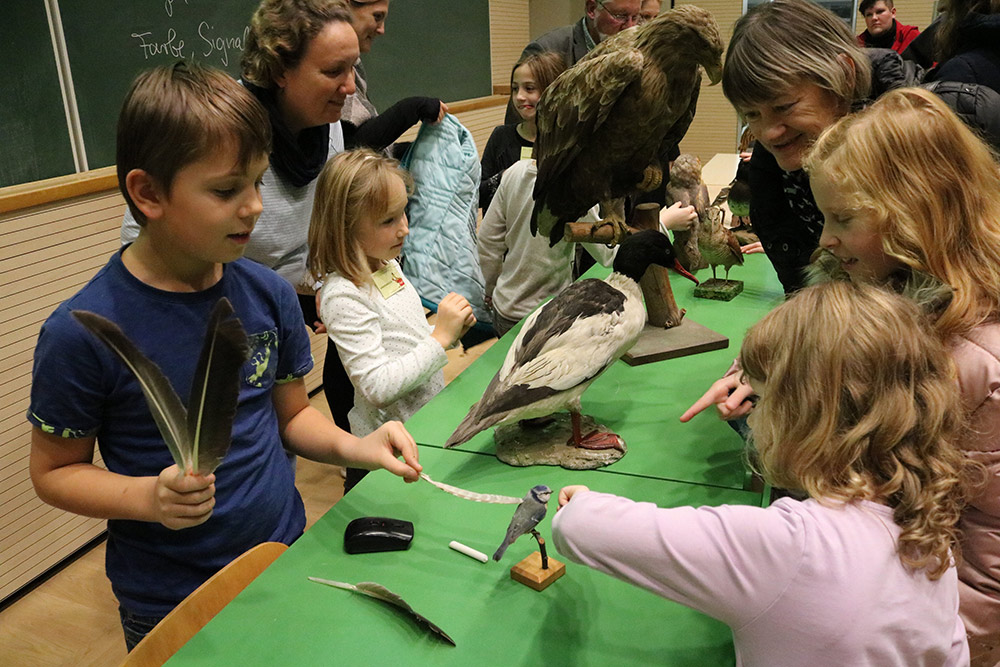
[116,61,272,224]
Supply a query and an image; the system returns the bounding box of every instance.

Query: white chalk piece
[449,540,488,563]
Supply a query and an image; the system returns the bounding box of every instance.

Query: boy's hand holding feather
[348,421,422,483]
[154,465,216,530]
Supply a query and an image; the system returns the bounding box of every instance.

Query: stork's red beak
[673,259,699,285]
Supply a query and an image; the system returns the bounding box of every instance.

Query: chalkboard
[0,0,494,189]
[58,0,258,170]
[0,2,76,188]
[362,1,492,110]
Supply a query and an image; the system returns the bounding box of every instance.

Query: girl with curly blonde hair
[803,86,1000,663]
[555,280,976,664]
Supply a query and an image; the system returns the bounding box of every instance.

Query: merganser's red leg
[566,411,625,452]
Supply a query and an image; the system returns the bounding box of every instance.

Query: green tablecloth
[167,447,759,666]
[405,254,783,490]
[166,252,784,666]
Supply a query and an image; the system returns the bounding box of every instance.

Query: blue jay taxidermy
[445,230,697,451]
[493,485,552,561]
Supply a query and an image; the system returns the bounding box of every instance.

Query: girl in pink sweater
[554,281,979,666]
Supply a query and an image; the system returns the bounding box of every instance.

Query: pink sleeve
[551,491,806,628]
[952,335,1000,516]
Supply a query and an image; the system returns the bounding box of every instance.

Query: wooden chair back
[121,541,288,667]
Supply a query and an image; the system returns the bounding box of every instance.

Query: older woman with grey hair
[681,0,914,437]
[721,0,877,294]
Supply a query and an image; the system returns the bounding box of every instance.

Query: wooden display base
[622,318,728,366]
[510,551,565,591]
[693,279,743,301]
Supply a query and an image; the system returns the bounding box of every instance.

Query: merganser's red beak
[673,259,699,285]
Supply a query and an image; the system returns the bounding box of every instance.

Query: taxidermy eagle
[530,5,724,247]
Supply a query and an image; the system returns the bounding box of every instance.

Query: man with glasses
[504,0,641,123]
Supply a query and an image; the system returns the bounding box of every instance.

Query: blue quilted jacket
[400,115,490,331]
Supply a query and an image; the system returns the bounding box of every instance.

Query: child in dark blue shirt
[27,62,421,651]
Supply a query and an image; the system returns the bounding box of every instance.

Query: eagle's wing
[533,48,645,203]
[658,70,702,166]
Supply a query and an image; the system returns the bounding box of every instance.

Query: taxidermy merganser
[444,230,697,450]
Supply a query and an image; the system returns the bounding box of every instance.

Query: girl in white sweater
[307,149,475,441]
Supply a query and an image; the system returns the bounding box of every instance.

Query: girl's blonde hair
[804,87,1000,338]
[722,0,871,113]
[308,148,413,286]
[741,281,976,579]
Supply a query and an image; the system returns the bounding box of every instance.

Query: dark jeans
[119,605,164,652]
[300,294,362,490]
[297,293,354,431]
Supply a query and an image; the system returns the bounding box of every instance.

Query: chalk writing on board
[198,23,250,67]
[132,30,186,60]
[164,0,190,18]
[131,25,249,67]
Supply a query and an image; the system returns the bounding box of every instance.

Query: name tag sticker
[372,263,406,299]
[520,146,533,161]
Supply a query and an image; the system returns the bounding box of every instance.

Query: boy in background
[857,0,920,54]
[27,62,421,650]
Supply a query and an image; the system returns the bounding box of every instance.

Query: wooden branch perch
[563,203,686,329]
[633,203,685,329]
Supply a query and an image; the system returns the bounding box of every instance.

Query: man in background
[857,0,920,54]
[640,0,661,24]
[505,0,641,123]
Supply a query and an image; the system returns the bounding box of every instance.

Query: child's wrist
[430,329,455,350]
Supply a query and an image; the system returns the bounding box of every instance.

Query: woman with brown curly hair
[239,0,443,445]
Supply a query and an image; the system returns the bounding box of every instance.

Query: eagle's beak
[704,62,723,85]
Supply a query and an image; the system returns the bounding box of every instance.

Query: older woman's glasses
[596,0,641,26]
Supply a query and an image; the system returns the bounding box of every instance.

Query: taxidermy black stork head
[615,229,699,285]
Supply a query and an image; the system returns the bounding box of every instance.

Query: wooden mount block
[631,203,660,231]
[693,279,743,302]
[510,551,565,591]
[622,318,729,366]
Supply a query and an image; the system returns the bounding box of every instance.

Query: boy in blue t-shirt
[27,63,422,651]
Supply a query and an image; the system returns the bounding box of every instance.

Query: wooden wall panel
[0,191,120,602]
[891,0,937,31]
[677,0,744,165]
[489,0,532,91]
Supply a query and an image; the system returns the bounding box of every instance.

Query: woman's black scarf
[244,81,330,188]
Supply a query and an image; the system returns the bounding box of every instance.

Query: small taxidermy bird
[444,230,697,450]
[71,298,249,475]
[726,159,752,229]
[530,5,723,247]
[493,485,552,561]
[699,206,744,282]
[665,153,709,272]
